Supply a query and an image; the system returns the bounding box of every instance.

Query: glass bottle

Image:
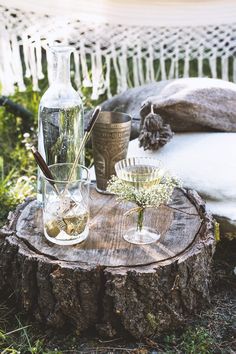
[37,46,84,200]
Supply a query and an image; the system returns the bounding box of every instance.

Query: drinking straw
[31,146,60,195]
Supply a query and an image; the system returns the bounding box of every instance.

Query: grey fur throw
[95,78,236,138]
[140,78,236,132]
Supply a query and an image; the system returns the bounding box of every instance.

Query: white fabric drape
[1,0,236,26]
[0,0,236,97]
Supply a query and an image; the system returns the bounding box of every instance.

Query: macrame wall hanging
[0,0,236,99]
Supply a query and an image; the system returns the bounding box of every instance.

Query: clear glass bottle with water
[37,46,84,200]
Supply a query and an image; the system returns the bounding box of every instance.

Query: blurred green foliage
[0,86,39,175]
[0,82,41,225]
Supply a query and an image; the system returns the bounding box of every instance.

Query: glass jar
[42,163,90,245]
[37,45,84,201]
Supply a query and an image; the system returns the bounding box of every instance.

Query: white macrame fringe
[1,35,236,99]
[1,5,236,99]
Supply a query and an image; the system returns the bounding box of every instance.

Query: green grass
[0,305,234,353]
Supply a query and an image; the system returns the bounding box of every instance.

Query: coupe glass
[115,157,164,244]
[42,163,90,245]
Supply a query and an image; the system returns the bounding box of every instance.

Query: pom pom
[139,106,174,151]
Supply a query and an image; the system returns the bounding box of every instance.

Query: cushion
[140,78,236,132]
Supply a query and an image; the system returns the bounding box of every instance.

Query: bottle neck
[51,47,73,86]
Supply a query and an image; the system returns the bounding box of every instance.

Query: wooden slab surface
[16,185,201,267]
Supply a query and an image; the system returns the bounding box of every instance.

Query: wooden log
[0,186,215,338]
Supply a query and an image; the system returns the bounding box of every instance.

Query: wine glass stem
[137,207,144,232]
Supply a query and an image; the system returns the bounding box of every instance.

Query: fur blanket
[97,78,236,137]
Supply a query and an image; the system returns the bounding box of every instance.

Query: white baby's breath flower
[107,174,181,209]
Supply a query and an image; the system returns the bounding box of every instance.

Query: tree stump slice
[0,186,215,338]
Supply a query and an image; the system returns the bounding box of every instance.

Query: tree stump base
[0,186,215,338]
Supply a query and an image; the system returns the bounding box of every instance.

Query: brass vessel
[92,111,131,193]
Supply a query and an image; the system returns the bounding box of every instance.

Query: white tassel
[0,65,4,93]
[221,56,229,81]
[46,45,53,86]
[0,29,16,95]
[233,57,236,83]
[137,45,145,85]
[73,51,82,90]
[35,34,44,80]
[80,39,92,87]
[175,44,179,78]
[183,45,190,77]
[168,40,179,79]
[105,55,111,98]
[10,34,26,91]
[28,44,39,91]
[96,44,106,96]
[198,46,203,77]
[91,53,98,100]
[0,34,14,94]
[168,57,174,79]
[91,43,106,99]
[209,54,217,78]
[118,45,128,92]
[145,45,154,83]
[133,57,139,87]
[160,43,166,80]
[22,33,31,78]
[145,57,151,83]
[112,45,122,93]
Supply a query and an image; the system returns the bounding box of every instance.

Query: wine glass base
[123,227,160,245]
[96,186,113,195]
